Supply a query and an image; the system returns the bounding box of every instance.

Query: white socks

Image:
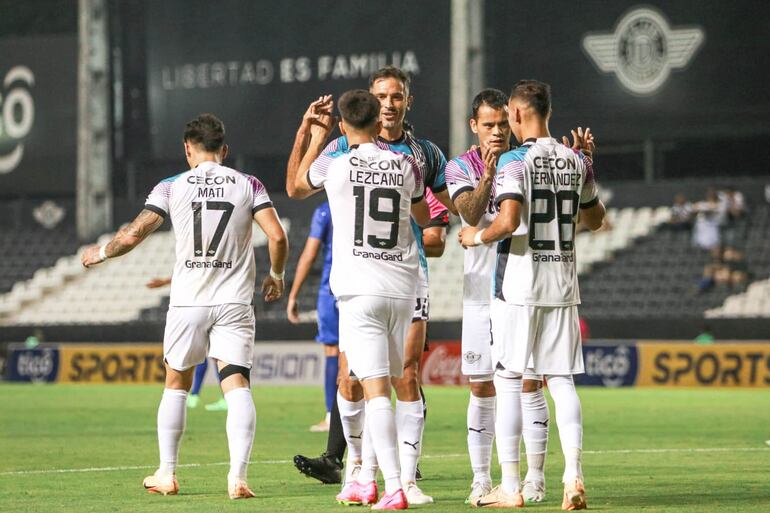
[467,393,496,485]
[494,374,523,494]
[337,392,365,482]
[365,396,401,494]
[395,399,424,485]
[521,387,549,484]
[358,420,379,484]
[157,388,188,475]
[547,375,583,482]
[224,387,256,483]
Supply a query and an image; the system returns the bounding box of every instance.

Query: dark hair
[338,89,380,129]
[509,80,551,118]
[471,88,508,119]
[368,65,411,93]
[183,113,225,151]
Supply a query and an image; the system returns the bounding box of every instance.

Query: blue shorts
[316,292,339,345]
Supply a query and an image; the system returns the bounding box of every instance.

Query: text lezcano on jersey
[445,149,499,305]
[307,142,424,299]
[495,138,599,306]
[145,161,272,306]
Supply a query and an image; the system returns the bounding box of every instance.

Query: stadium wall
[1,317,770,344]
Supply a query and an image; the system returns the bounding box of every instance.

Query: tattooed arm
[81,209,164,267]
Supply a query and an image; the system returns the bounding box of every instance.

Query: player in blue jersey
[288,67,451,505]
[287,201,339,432]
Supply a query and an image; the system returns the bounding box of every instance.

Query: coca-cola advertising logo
[420,342,466,385]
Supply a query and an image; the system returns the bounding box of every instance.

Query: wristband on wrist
[473,229,485,246]
[98,245,108,262]
[270,269,285,281]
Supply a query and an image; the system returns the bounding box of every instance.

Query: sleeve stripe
[144,204,168,219]
[450,185,474,202]
[496,192,523,205]
[306,172,322,190]
[252,201,274,214]
[579,196,600,209]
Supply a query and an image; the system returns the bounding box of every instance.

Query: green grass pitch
[1,384,768,512]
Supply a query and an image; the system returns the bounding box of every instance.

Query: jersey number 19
[353,186,400,249]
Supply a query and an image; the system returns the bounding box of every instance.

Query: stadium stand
[579,203,769,319]
[706,279,770,318]
[0,218,290,325]
[429,206,672,320]
[0,229,81,295]
[1,191,766,328]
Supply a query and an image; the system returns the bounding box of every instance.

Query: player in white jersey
[288,68,447,506]
[288,90,430,510]
[82,114,289,500]
[446,88,551,504]
[460,81,604,510]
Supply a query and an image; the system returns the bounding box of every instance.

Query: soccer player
[446,88,551,504]
[286,200,340,431]
[290,67,450,505]
[288,89,431,510]
[81,113,289,499]
[460,80,604,510]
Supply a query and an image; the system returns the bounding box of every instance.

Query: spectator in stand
[719,187,747,251]
[692,188,726,258]
[697,247,750,293]
[667,193,693,232]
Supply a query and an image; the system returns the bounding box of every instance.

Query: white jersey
[145,161,273,306]
[307,141,424,299]
[494,138,598,306]
[446,149,498,304]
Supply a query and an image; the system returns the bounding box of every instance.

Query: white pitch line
[1,447,767,477]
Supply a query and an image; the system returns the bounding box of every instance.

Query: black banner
[145,0,451,161]
[486,1,770,142]
[0,35,77,195]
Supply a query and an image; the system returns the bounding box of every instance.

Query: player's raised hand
[562,127,596,157]
[261,275,284,302]
[287,296,300,324]
[81,245,105,268]
[308,97,336,142]
[481,143,498,179]
[301,95,332,130]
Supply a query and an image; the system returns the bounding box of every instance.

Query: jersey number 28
[529,190,579,251]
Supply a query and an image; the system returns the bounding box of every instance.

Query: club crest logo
[463,351,481,364]
[582,7,704,96]
[0,66,35,174]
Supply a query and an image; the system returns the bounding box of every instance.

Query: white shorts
[338,295,413,380]
[490,299,584,376]
[461,303,494,378]
[163,304,255,371]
